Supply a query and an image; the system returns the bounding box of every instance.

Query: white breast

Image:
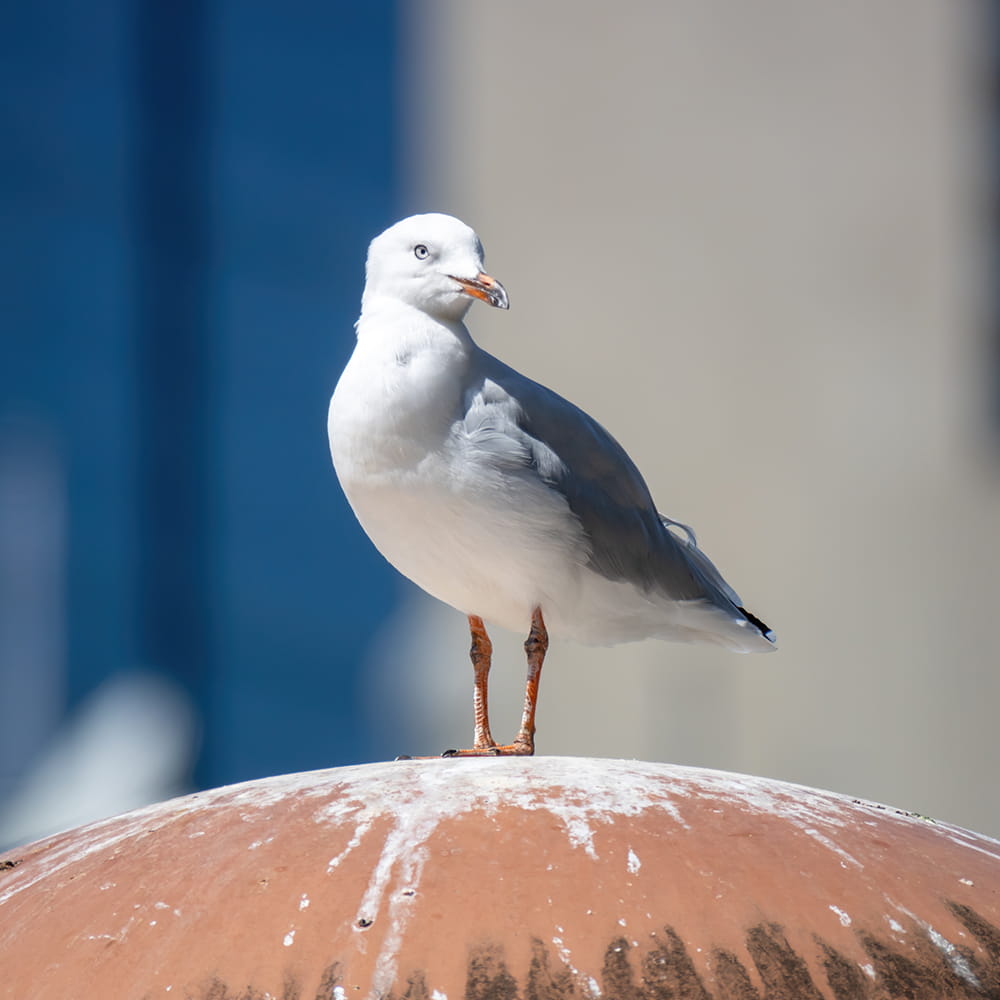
[328,314,587,633]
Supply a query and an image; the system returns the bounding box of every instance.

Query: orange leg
[444,607,548,758]
[469,615,497,750]
[511,606,548,754]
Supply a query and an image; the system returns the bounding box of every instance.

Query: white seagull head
[361,213,509,321]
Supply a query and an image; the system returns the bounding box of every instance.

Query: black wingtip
[738,605,776,644]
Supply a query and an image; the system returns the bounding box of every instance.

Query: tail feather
[738,605,776,646]
[660,514,777,650]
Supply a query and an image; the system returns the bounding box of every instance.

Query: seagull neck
[357,297,476,352]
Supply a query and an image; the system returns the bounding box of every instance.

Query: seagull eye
[413,244,430,260]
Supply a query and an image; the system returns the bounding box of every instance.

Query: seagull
[328,213,775,757]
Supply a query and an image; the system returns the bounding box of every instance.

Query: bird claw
[440,744,528,757]
[395,743,531,760]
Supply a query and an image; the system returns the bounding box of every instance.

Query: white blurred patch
[0,670,197,849]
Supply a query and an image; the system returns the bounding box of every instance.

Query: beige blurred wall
[368,2,1000,836]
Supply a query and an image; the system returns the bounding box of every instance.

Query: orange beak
[450,272,509,310]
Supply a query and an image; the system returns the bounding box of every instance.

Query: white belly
[335,458,588,635]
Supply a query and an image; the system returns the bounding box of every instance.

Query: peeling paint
[927,925,980,988]
[551,934,579,978]
[888,897,983,989]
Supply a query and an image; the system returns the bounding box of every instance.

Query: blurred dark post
[131,0,213,783]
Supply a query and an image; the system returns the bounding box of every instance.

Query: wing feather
[462,353,742,609]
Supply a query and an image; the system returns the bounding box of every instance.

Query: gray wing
[461,351,751,615]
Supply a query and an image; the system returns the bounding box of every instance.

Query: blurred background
[2,1,998,849]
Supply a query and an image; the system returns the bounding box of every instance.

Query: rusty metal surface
[1,757,999,999]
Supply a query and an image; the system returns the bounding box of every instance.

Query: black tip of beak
[490,282,510,310]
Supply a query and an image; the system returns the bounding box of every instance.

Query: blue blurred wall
[1,0,402,807]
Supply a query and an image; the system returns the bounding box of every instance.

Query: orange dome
[2,757,998,998]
